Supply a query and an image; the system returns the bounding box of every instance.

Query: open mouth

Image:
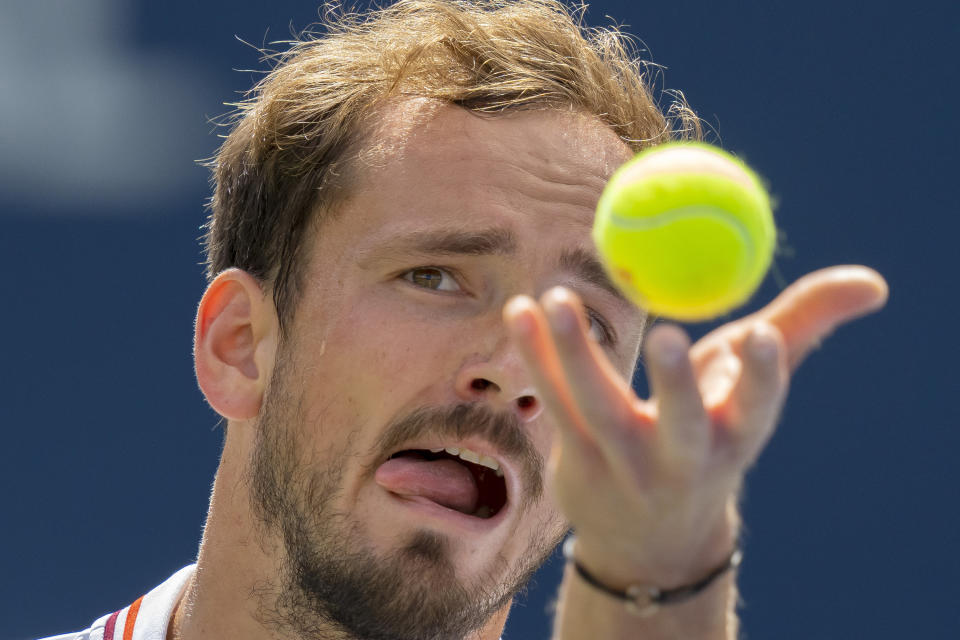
[380,447,509,519]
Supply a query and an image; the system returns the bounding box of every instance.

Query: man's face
[248,103,644,640]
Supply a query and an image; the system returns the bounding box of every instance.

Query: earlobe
[194,269,277,421]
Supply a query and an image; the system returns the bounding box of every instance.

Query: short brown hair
[204,0,700,334]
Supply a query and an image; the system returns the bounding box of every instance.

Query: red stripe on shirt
[103,611,120,640]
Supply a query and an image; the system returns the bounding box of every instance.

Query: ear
[194,268,278,420]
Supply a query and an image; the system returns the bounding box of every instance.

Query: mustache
[371,403,544,505]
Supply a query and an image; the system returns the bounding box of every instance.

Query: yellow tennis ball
[593,142,776,321]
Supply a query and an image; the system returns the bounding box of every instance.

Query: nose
[453,334,542,423]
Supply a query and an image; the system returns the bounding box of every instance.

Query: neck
[168,428,279,640]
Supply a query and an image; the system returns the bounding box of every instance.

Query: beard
[245,350,569,640]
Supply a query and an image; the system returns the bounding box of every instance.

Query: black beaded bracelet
[562,536,743,617]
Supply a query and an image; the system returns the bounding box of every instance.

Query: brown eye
[403,267,459,292]
[585,308,615,346]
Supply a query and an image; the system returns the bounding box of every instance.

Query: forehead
[364,99,631,172]
[343,100,632,243]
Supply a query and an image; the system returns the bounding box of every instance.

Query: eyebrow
[367,226,630,306]
[558,246,631,305]
[388,227,518,256]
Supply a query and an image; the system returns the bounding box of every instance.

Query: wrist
[573,503,740,589]
[564,536,742,617]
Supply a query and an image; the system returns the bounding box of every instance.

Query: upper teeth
[429,446,504,477]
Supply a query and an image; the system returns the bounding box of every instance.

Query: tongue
[375,455,479,514]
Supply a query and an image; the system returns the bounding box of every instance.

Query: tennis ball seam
[605,204,757,305]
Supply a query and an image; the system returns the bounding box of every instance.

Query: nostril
[471,378,493,391]
[516,395,536,410]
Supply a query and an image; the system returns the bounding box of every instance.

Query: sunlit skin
[183,100,888,640]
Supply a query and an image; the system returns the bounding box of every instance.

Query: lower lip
[384,491,509,534]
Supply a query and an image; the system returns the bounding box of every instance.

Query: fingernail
[749,325,778,362]
[503,296,536,335]
[656,335,686,367]
[543,289,578,333]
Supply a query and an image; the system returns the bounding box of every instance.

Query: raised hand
[503,265,888,588]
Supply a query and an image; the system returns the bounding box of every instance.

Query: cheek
[320,297,465,403]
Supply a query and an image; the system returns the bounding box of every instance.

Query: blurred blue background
[3,1,957,638]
